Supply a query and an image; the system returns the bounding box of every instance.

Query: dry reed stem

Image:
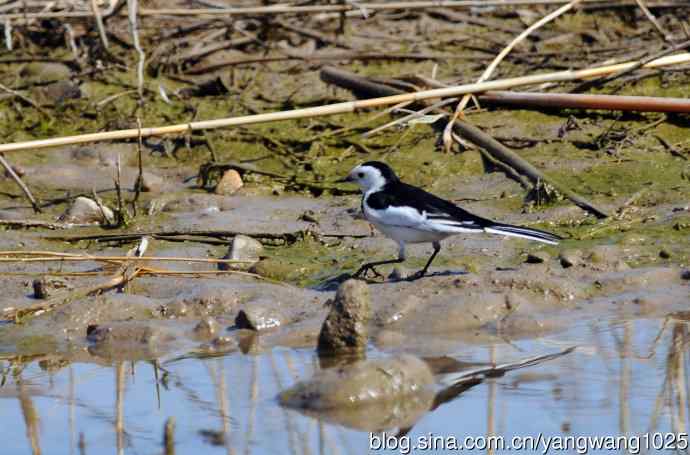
[1,52,689,154]
[127,0,145,101]
[479,91,690,113]
[1,0,686,21]
[0,153,41,213]
[445,0,581,151]
[90,0,109,49]
[634,0,673,41]
[0,252,251,264]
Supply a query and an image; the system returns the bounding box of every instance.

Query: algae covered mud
[1,0,690,453]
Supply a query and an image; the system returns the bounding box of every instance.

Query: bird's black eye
[357,172,364,178]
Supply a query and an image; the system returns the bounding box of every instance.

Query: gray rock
[215,169,243,195]
[139,171,166,193]
[32,80,82,105]
[318,279,370,355]
[235,300,285,331]
[59,196,114,224]
[32,279,49,299]
[20,62,72,83]
[219,234,263,270]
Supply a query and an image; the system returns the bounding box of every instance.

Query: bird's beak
[336,174,354,183]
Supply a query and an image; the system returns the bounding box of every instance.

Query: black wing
[367,182,493,230]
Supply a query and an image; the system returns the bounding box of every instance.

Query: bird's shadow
[313,269,467,291]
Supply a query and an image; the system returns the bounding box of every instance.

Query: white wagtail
[342,161,561,280]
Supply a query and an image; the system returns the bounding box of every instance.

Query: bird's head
[342,161,399,193]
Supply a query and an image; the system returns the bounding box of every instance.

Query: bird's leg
[408,241,441,280]
[353,243,406,279]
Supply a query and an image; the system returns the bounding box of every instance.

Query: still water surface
[1,315,688,454]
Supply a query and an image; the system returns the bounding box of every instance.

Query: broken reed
[0,52,689,154]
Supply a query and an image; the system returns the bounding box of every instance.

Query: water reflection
[1,313,690,454]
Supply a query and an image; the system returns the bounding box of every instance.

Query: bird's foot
[352,263,383,280]
[405,269,427,281]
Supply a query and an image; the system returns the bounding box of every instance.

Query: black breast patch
[365,191,395,210]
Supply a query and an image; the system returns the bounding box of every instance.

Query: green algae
[2,26,690,287]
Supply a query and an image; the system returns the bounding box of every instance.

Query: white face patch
[348,165,387,193]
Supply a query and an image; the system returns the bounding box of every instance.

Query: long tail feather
[484,224,561,245]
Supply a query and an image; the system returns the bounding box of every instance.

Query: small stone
[231,235,263,261]
[317,279,371,355]
[139,171,165,193]
[20,62,72,83]
[214,169,243,195]
[526,251,550,264]
[219,235,264,271]
[3,164,24,178]
[194,317,221,339]
[32,80,81,105]
[235,303,285,331]
[558,250,581,268]
[32,279,49,299]
[659,249,671,259]
[59,196,114,224]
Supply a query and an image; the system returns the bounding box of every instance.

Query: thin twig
[0,219,76,229]
[0,153,41,213]
[634,0,672,42]
[445,0,581,151]
[0,254,251,265]
[127,0,145,102]
[2,0,686,21]
[90,0,109,49]
[0,81,48,116]
[571,39,690,92]
[131,117,144,217]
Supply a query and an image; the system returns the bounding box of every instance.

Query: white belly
[362,194,457,244]
[372,222,450,243]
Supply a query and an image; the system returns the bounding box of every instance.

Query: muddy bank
[1,227,687,363]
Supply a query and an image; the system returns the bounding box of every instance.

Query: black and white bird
[343,161,561,280]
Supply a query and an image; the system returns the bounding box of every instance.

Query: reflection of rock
[279,355,435,431]
[59,196,114,224]
[193,317,221,340]
[318,279,370,355]
[86,321,175,360]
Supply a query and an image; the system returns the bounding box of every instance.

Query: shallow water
[2,311,689,454]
